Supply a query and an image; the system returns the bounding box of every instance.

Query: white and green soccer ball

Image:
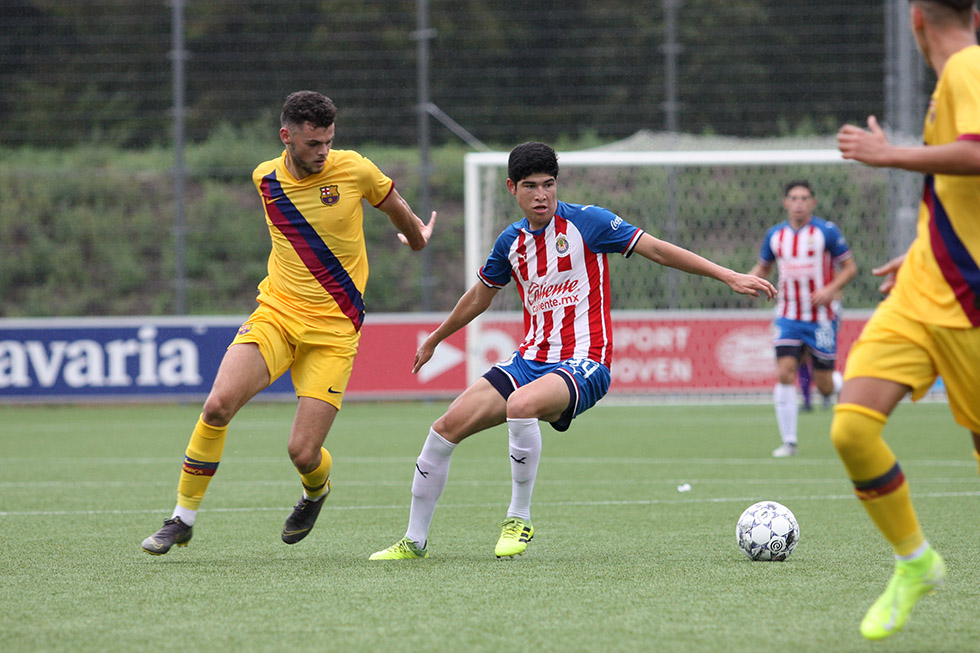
[736,501,799,561]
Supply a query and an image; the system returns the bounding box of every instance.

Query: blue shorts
[773,316,838,365]
[483,354,611,432]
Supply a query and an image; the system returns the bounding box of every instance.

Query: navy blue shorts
[482,354,611,432]
[773,316,838,366]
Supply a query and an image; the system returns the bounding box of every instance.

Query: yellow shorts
[844,299,980,432]
[231,304,360,409]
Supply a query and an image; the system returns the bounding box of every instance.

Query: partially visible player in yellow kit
[834,0,980,641]
[141,90,436,554]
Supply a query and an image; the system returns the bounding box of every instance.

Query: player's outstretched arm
[413,282,497,374]
[633,233,776,299]
[377,188,437,250]
[722,271,778,299]
[838,115,980,175]
[747,261,771,281]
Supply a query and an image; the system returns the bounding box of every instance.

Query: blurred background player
[798,352,813,411]
[369,142,775,561]
[833,0,980,640]
[799,289,845,411]
[141,90,436,555]
[749,181,857,457]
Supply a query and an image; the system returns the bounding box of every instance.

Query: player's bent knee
[829,413,855,457]
[287,443,320,472]
[830,404,886,459]
[505,393,541,420]
[431,414,465,443]
[201,395,236,426]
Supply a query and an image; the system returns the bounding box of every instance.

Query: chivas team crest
[555,233,570,257]
[320,185,340,206]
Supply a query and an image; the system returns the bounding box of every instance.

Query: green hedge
[0,134,470,317]
[1,133,904,318]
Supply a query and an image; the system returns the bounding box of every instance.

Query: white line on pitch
[0,476,969,490]
[0,455,973,468]
[4,490,980,518]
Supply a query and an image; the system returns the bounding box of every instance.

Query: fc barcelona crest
[555,233,570,256]
[320,185,340,206]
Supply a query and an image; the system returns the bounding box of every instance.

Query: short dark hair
[912,0,976,10]
[912,0,977,23]
[783,180,814,197]
[280,91,338,130]
[507,142,559,183]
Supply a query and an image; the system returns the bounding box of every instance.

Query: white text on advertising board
[0,326,202,388]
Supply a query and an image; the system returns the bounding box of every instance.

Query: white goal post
[462,148,916,394]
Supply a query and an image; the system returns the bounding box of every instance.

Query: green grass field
[1,400,977,652]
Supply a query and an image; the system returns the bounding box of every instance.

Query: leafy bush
[0,138,468,317]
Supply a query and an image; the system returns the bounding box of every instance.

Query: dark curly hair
[280,91,338,130]
[783,180,814,197]
[913,0,977,14]
[507,142,559,183]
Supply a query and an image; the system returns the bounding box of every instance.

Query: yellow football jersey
[887,45,980,328]
[250,149,394,331]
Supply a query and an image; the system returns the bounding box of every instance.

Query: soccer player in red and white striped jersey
[369,141,776,561]
[749,181,857,458]
[476,199,642,368]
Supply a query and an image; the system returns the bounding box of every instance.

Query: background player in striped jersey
[749,181,857,457]
[833,0,980,640]
[370,141,775,561]
[141,90,436,555]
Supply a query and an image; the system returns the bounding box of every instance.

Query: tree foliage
[1,1,886,148]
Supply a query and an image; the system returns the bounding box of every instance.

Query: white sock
[405,428,456,546]
[172,505,197,526]
[896,540,931,562]
[832,370,843,394]
[506,417,542,521]
[774,383,798,446]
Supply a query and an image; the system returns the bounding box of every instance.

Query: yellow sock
[831,404,924,557]
[176,415,228,510]
[300,447,332,500]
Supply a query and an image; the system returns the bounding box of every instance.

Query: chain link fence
[2,1,923,148]
[0,1,938,316]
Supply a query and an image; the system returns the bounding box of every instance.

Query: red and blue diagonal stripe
[923,175,980,326]
[852,462,905,501]
[182,456,219,477]
[261,172,365,331]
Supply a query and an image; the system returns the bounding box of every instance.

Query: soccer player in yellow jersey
[141,90,436,554]
[834,0,980,640]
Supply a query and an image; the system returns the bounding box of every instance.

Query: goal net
[463,148,919,398]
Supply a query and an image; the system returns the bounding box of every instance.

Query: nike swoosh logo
[265,194,286,204]
[327,387,342,394]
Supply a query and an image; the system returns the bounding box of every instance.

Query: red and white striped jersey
[478,201,643,366]
[758,217,852,323]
